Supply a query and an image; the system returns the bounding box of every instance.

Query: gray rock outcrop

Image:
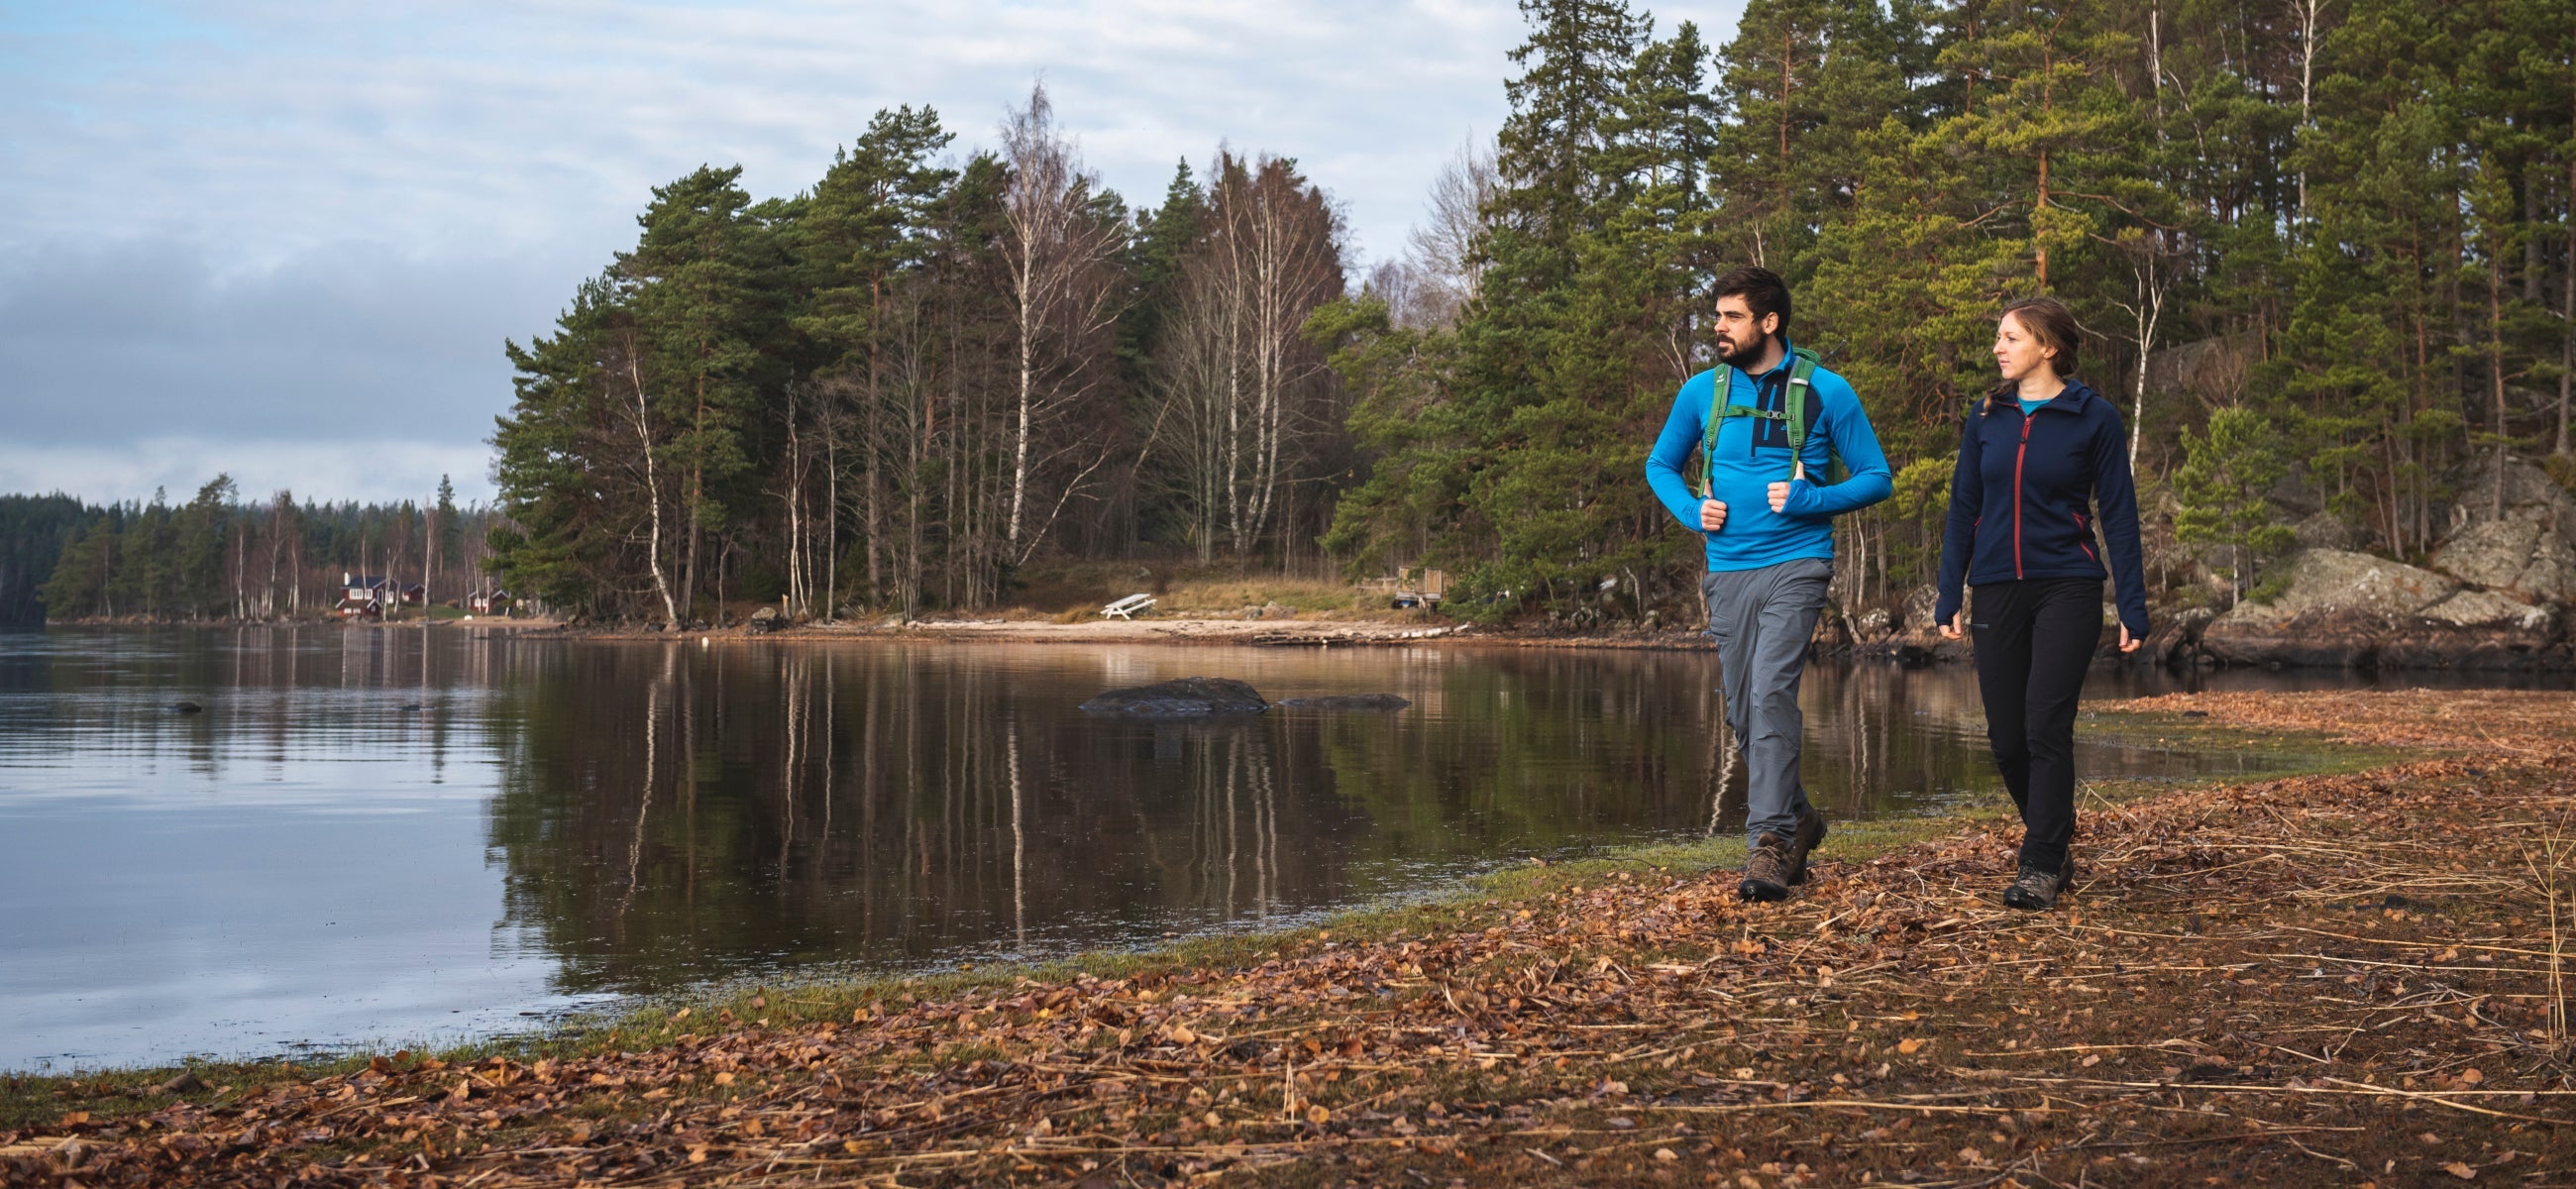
[2293,510,2361,551]
[1900,585,1942,634]
[2201,548,2559,669]
[2427,459,2576,604]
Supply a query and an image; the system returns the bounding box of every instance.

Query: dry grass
[1006,561,1383,620]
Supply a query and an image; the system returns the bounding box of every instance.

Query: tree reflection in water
[0,629,2480,1067]
[474,643,2270,998]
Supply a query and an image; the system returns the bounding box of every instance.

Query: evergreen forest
[8,480,503,624]
[10,0,2573,629]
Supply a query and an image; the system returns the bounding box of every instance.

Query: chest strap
[1701,347,1823,498]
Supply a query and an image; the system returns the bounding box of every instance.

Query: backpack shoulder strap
[1784,348,1821,482]
[1702,353,1827,495]
[1698,370,1731,499]
[1700,369,1774,497]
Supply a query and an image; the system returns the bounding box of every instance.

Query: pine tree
[2175,406,2295,604]
[491,273,635,612]
[39,516,116,620]
[620,164,780,618]
[787,106,957,607]
[1709,0,1918,273]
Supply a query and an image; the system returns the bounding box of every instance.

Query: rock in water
[1269,694,1412,711]
[1079,677,1269,716]
[171,702,204,714]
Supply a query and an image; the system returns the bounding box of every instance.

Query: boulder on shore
[1079,677,1269,716]
[2427,458,2576,604]
[2201,548,2559,669]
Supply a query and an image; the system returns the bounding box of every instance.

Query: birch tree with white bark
[1150,152,1347,561]
[998,83,1124,566]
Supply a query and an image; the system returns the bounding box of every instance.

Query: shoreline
[13,691,2575,1185]
[38,614,2576,673]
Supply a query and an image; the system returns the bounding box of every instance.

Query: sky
[0,0,1746,506]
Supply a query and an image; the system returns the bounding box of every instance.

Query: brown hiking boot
[1785,807,1827,886]
[1739,833,1792,903]
[2002,865,2064,911]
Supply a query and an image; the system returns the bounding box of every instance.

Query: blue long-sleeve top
[1933,379,2150,638]
[1645,345,1893,572]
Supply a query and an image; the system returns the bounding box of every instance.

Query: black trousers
[1969,578,2103,876]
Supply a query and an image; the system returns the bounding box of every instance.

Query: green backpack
[1700,346,1826,499]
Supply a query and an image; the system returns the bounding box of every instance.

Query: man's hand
[1768,481,1793,513]
[1939,610,1964,641]
[1699,499,1728,532]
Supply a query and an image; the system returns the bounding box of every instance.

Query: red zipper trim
[2072,510,2097,564]
[2013,413,2032,579]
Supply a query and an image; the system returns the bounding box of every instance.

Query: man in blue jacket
[1647,268,1892,902]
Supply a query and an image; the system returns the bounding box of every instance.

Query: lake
[0,626,2515,1071]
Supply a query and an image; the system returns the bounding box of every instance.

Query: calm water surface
[0,626,2503,1069]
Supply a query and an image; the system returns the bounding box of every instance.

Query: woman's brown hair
[1987,296,2084,411]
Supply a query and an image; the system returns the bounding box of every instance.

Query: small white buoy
[700,636,710,647]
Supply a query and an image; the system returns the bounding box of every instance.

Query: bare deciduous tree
[1403,138,1498,328]
[999,83,1124,565]
[1152,152,1347,561]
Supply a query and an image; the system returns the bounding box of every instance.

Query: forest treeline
[8,0,2572,627]
[1328,0,2573,622]
[481,0,2572,625]
[3,480,503,623]
[485,88,1353,623]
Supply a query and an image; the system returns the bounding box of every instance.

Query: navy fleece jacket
[1933,379,2149,638]
[1645,345,1892,572]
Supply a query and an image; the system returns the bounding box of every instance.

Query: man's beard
[1718,331,1771,371]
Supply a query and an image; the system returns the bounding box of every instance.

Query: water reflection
[1,628,2506,1068]
[470,642,2262,996]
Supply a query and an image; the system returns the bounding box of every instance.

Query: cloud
[0,237,585,494]
[2,0,1540,262]
[0,436,499,508]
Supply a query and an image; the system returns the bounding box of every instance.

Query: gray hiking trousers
[1702,557,1832,847]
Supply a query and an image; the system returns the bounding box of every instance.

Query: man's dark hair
[1714,267,1792,337]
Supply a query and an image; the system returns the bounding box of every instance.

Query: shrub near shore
[9,692,2575,1186]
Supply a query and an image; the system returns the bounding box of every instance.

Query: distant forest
[0,480,503,624]
[7,0,2571,626]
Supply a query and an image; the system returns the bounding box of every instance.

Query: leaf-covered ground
[10,689,2576,1187]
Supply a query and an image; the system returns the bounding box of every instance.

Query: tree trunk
[2492,248,2508,519]
[1009,223,1036,552]
[2562,144,2574,456]
[628,354,684,625]
[867,278,885,601]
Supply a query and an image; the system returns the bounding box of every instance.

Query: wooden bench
[1101,594,1156,619]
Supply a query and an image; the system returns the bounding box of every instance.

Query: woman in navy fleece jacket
[1934,296,2148,912]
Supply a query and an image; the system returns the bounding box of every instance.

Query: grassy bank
[11,693,2567,1187]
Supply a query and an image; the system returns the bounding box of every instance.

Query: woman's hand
[2117,624,2141,654]
[1939,610,1964,641]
